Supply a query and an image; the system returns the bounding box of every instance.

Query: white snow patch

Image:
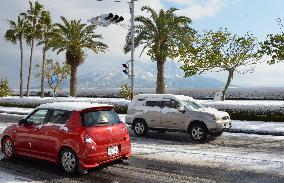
[131,136,284,176]
[199,100,284,115]
[0,168,37,183]
[0,123,14,134]
[0,96,130,108]
[222,132,284,140]
[0,113,27,118]
[231,120,284,133]
[0,106,33,115]
[37,102,113,111]
[43,123,69,132]
[161,107,179,114]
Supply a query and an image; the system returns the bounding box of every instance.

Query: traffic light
[106,13,124,24]
[122,63,129,75]
[104,13,114,20]
[88,13,124,27]
[112,16,124,23]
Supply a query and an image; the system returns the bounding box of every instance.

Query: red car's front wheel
[2,137,15,160]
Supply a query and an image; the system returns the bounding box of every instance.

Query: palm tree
[48,16,108,97]
[124,6,195,94]
[37,11,52,98]
[21,1,44,97]
[4,15,27,98]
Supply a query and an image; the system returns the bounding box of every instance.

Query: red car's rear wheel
[2,137,15,160]
[60,148,79,174]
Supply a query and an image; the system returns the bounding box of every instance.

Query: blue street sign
[50,75,57,85]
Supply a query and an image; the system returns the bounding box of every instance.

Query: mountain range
[59,62,225,89]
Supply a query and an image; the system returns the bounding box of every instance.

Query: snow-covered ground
[131,133,284,176]
[0,166,37,182]
[0,112,284,181]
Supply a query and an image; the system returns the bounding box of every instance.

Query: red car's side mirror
[18,119,27,125]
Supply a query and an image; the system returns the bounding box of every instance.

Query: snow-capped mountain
[62,62,225,88]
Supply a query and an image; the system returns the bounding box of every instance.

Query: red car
[1,102,131,174]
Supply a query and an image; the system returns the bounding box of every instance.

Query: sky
[0,0,284,88]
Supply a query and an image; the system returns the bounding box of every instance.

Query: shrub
[119,84,133,100]
[0,78,13,97]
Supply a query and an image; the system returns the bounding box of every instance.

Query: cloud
[0,0,164,87]
[166,0,228,20]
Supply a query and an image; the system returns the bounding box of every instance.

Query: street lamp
[129,0,135,100]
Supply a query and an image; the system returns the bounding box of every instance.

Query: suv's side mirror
[178,107,186,113]
[18,118,27,125]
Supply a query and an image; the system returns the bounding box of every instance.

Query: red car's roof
[37,102,113,111]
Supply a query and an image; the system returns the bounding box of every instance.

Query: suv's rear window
[81,110,120,127]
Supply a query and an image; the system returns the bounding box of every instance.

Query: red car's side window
[26,109,49,125]
[49,110,71,124]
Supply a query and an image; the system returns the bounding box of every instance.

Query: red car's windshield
[81,110,121,127]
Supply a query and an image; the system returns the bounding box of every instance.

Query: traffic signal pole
[130,0,135,100]
[89,0,135,100]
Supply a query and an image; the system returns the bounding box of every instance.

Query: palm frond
[124,6,195,61]
[47,16,108,64]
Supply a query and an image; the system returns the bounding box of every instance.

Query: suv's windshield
[81,110,120,127]
[182,100,204,110]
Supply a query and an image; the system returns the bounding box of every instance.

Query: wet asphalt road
[0,114,284,183]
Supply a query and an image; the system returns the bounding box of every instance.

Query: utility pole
[130,0,135,99]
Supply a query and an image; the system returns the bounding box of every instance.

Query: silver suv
[126,94,231,142]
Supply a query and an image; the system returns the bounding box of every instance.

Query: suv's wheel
[2,137,15,160]
[189,123,207,142]
[60,148,79,174]
[133,119,148,136]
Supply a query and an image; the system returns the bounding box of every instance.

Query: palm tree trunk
[221,69,234,101]
[19,38,24,98]
[26,38,35,97]
[40,48,46,98]
[156,60,165,94]
[70,64,78,97]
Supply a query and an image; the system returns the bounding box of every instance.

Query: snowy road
[0,114,283,182]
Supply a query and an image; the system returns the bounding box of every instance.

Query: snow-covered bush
[0,96,130,114]
[200,100,284,122]
[1,97,284,121]
[13,87,284,100]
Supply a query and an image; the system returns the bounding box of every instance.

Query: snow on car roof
[174,95,194,101]
[37,102,113,111]
[136,94,194,101]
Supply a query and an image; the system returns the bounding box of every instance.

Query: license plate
[108,145,119,155]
